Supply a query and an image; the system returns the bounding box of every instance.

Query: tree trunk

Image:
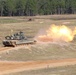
[8,11,12,16]
[0,7,3,16]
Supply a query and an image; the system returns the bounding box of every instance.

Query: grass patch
[0,18,21,24]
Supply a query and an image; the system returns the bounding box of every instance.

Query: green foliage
[0,0,76,16]
[5,0,16,16]
[16,0,26,16]
[25,0,37,16]
[0,0,5,16]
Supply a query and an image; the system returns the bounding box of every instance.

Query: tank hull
[3,40,36,47]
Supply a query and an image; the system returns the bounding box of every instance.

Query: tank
[3,31,36,47]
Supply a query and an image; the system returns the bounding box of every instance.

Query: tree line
[0,0,76,16]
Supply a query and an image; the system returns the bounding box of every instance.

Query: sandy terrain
[0,45,29,53]
[0,58,76,75]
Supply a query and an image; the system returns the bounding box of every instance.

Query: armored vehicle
[3,31,36,47]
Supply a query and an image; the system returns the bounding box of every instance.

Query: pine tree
[16,0,26,16]
[5,0,16,16]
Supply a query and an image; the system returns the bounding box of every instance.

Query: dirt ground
[0,58,76,75]
[0,15,76,75]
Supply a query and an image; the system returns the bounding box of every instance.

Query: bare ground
[0,15,76,75]
[0,58,76,75]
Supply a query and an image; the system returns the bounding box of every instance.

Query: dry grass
[0,43,76,61]
[0,15,76,60]
[8,64,76,75]
[0,15,76,75]
[0,15,76,43]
